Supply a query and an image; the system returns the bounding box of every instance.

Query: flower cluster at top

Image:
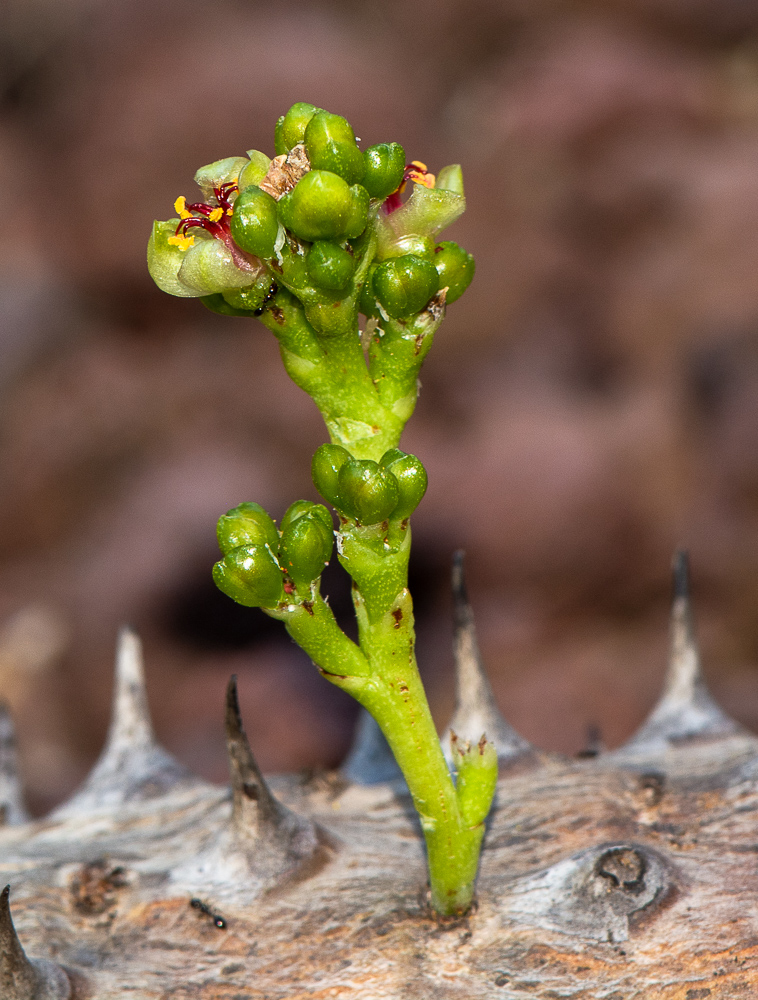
[147,102,475,323]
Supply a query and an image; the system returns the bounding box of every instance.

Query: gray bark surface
[1,555,757,998]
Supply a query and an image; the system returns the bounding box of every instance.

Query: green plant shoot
[147,102,490,916]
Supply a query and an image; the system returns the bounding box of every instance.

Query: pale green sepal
[436,164,464,195]
[376,185,466,258]
[178,239,256,294]
[239,150,272,190]
[194,156,248,200]
[147,219,203,298]
[452,733,498,828]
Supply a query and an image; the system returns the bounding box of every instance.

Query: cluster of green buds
[312,445,427,526]
[147,101,474,336]
[148,104,491,918]
[213,500,333,607]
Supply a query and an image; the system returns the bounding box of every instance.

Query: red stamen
[186,202,214,217]
[215,182,238,212]
[176,217,224,239]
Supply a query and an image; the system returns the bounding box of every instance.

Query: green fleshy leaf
[178,239,257,294]
[194,156,248,200]
[376,185,466,258]
[147,219,203,298]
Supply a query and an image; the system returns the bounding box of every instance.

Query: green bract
[147,220,201,298]
[278,170,354,242]
[434,241,475,303]
[373,254,440,319]
[217,501,279,554]
[362,143,405,200]
[194,156,247,200]
[231,186,280,260]
[377,234,435,262]
[375,178,466,259]
[212,544,284,608]
[238,150,272,191]
[435,163,465,195]
[306,241,356,290]
[177,239,256,294]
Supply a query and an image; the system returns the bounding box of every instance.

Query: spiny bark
[1,553,757,998]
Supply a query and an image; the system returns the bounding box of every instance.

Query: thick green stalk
[268,531,490,915]
[259,288,408,459]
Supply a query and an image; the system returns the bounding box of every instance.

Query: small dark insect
[190,897,227,929]
[253,281,278,316]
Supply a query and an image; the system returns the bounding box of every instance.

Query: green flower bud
[306,241,355,290]
[217,501,279,556]
[379,449,428,519]
[307,140,365,185]
[278,170,354,242]
[435,164,464,195]
[305,112,364,184]
[280,507,334,587]
[304,110,357,149]
[148,219,201,298]
[280,500,333,536]
[378,234,435,261]
[343,184,370,240]
[194,156,247,201]
[213,544,284,608]
[311,443,351,507]
[230,186,280,259]
[178,238,256,294]
[238,150,272,190]
[362,143,405,201]
[373,254,440,319]
[358,263,379,317]
[434,241,475,303]
[338,458,400,524]
[278,102,322,152]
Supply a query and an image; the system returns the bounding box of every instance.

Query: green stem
[268,536,490,916]
[350,590,485,914]
[259,288,404,458]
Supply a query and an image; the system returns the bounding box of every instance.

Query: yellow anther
[208,207,223,222]
[174,196,191,220]
[226,208,234,216]
[168,233,195,251]
[407,162,435,189]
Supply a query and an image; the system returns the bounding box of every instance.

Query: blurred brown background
[3,0,758,814]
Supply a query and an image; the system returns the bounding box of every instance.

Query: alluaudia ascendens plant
[147,102,487,916]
